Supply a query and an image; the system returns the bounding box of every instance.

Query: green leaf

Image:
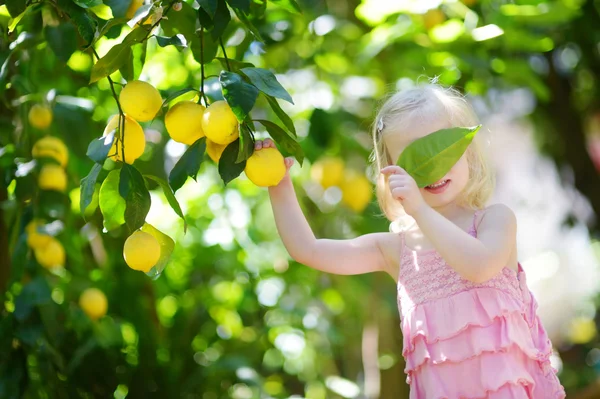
[144,175,187,232]
[57,0,97,46]
[86,130,115,163]
[80,164,102,218]
[72,0,103,8]
[216,57,255,72]
[191,31,219,65]
[218,139,246,185]
[240,67,292,104]
[5,0,27,18]
[269,0,302,14]
[219,71,259,123]
[211,0,231,40]
[397,125,481,188]
[231,7,264,42]
[119,164,151,232]
[140,223,175,277]
[198,0,218,17]
[156,34,188,49]
[127,3,152,27]
[97,17,129,39]
[121,41,147,81]
[265,95,295,136]
[99,170,126,231]
[89,4,114,19]
[162,88,200,107]
[103,0,130,18]
[90,27,147,83]
[255,119,303,165]
[168,138,206,193]
[161,1,196,39]
[14,276,51,321]
[44,24,78,63]
[198,6,214,29]
[236,124,254,163]
[226,0,250,12]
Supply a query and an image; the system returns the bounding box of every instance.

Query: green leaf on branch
[198,7,215,30]
[119,165,151,232]
[86,130,115,164]
[168,138,206,193]
[226,0,250,12]
[216,57,255,72]
[141,223,175,277]
[99,170,126,231]
[265,95,296,136]
[156,34,188,49]
[231,7,264,42]
[198,0,218,17]
[14,276,51,321]
[162,88,200,107]
[44,24,78,63]
[397,125,481,188]
[219,139,246,185]
[56,0,97,46]
[219,71,259,123]
[241,67,293,103]
[144,175,187,232]
[5,0,28,17]
[127,4,152,27]
[236,124,254,163]
[80,164,102,218]
[211,0,231,40]
[121,41,147,81]
[255,119,303,165]
[97,17,129,40]
[90,27,148,83]
[72,0,103,8]
[161,1,196,39]
[269,0,302,14]
[191,32,218,65]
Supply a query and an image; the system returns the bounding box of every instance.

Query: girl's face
[385,119,470,209]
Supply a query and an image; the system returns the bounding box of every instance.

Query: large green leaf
[269,0,301,14]
[236,124,254,163]
[86,130,115,164]
[211,0,231,40]
[198,0,218,17]
[72,0,103,8]
[397,125,481,188]
[141,223,175,277]
[255,119,303,165]
[14,277,51,321]
[44,24,78,63]
[5,0,27,17]
[156,34,188,49]
[168,137,206,193]
[218,139,246,185]
[80,164,102,218]
[191,31,219,65]
[120,41,147,81]
[119,164,151,232]
[219,71,259,123]
[90,27,147,83]
[144,175,187,232]
[57,0,97,46]
[266,95,296,136]
[231,7,264,42]
[161,1,196,39]
[99,170,126,231]
[225,0,250,12]
[240,67,292,103]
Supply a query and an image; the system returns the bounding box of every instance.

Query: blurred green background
[2,0,600,398]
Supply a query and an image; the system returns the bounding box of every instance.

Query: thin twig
[199,30,209,106]
[219,37,231,71]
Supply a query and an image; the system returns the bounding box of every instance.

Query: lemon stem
[199,29,209,107]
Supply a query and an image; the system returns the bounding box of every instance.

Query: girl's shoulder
[475,203,517,233]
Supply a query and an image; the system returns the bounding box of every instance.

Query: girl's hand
[255,138,294,186]
[380,165,428,217]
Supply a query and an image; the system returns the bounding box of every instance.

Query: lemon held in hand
[201,100,239,146]
[123,230,161,272]
[29,104,53,130]
[34,237,65,269]
[32,136,69,167]
[245,147,286,187]
[119,80,162,122]
[165,101,206,145]
[38,164,67,192]
[103,114,146,164]
[79,288,108,320]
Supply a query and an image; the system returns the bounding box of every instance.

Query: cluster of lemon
[310,156,372,213]
[27,134,70,269]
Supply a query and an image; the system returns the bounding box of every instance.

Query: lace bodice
[396,210,522,318]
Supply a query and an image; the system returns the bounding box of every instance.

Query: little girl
[261,82,566,398]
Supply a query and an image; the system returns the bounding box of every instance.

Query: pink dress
[396,209,566,398]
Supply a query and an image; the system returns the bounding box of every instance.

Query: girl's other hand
[255,138,294,186]
[380,165,427,216]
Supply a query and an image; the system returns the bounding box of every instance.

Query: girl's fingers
[381,165,406,175]
[284,157,294,170]
[255,140,263,150]
[263,138,274,148]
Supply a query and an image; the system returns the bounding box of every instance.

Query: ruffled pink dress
[396,209,566,398]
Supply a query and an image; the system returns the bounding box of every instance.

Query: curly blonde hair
[370,81,495,222]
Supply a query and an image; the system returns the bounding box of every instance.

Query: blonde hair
[370,81,495,222]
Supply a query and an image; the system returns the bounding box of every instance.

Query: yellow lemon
[34,237,65,269]
[569,317,597,344]
[38,164,67,192]
[201,100,239,145]
[206,139,227,163]
[26,220,52,249]
[126,0,143,19]
[119,80,162,122]
[310,157,345,188]
[32,136,69,167]
[423,9,446,31]
[244,147,286,187]
[28,104,53,130]
[341,172,372,212]
[103,114,146,164]
[165,101,206,145]
[123,231,161,272]
[79,288,108,320]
